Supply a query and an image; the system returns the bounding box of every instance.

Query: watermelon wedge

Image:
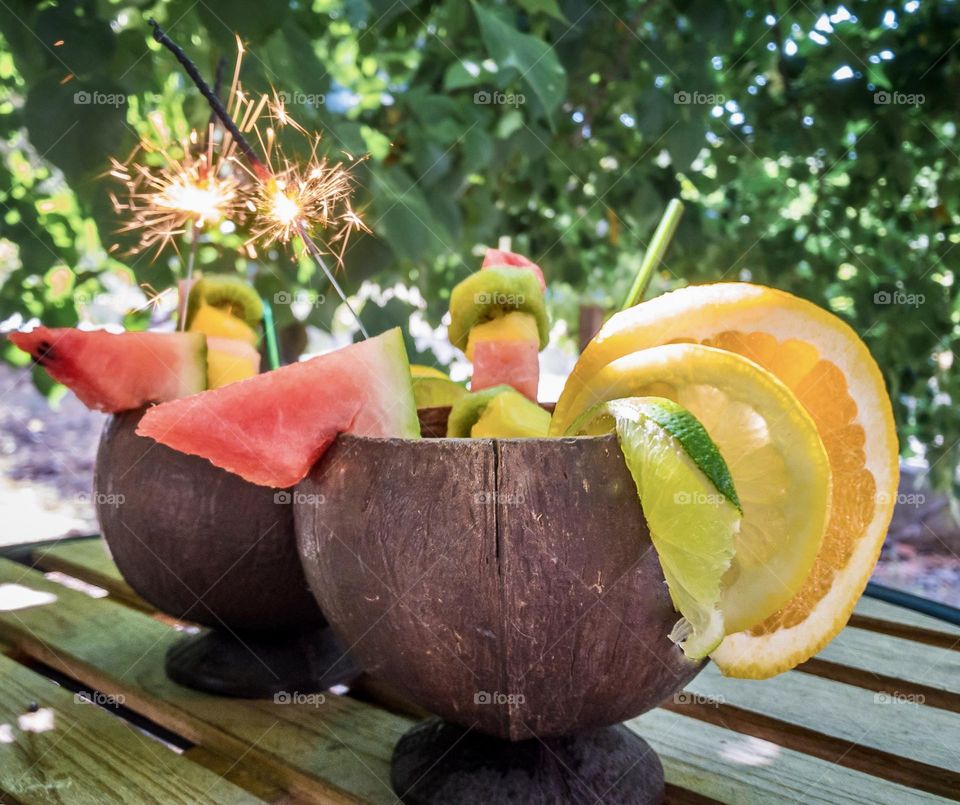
[137,328,420,488]
[8,327,206,412]
[471,339,540,401]
[482,247,546,290]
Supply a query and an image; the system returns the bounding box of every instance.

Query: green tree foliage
[0,0,957,494]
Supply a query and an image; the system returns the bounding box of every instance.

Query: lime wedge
[570,397,741,659]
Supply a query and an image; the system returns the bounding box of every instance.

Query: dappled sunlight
[17,707,56,734]
[719,735,781,767]
[0,583,58,612]
[43,571,108,599]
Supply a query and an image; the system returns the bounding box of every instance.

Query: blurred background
[0,0,957,604]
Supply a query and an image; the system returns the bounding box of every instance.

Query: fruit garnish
[553,282,898,679]
[185,275,264,329]
[471,339,539,401]
[555,342,831,641]
[570,396,740,658]
[137,328,419,488]
[447,268,548,352]
[206,337,260,389]
[481,247,546,290]
[446,384,515,437]
[413,376,468,409]
[471,388,550,438]
[464,310,540,362]
[410,364,452,380]
[8,327,207,412]
[189,304,258,346]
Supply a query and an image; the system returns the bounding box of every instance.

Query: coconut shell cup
[295,410,704,803]
[94,408,355,697]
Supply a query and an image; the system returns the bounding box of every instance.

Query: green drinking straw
[620,198,685,310]
[261,297,281,370]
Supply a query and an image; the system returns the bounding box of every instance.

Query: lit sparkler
[109,117,242,258]
[148,20,371,337]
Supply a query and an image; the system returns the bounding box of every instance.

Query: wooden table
[0,536,957,804]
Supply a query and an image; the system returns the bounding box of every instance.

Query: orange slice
[552,283,899,678]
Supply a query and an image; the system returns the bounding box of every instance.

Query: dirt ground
[1,363,957,607]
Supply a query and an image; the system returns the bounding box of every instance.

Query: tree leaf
[516,0,567,23]
[472,2,567,124]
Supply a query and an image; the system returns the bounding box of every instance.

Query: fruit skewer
[448,247,548,402]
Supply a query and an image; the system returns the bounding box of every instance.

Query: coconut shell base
[95,408,353,697]
[165,624,357,699]
[392,718,663,804]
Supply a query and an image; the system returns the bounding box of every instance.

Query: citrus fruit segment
[571,397,740,659]
[557,342,831,638]
[554,283,899,678]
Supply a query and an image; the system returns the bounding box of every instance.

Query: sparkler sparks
[244,145,369,261]
[114,21,372,337]
[109,120,242,257]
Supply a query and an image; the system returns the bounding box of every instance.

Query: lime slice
[571,397,741,659]
[557,342,831,639]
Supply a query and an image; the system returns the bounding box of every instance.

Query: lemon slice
[558,343,832,636]
[571,397,740,659]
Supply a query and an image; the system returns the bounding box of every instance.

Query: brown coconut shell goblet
[94,408,357,697]
[295,408,704,804]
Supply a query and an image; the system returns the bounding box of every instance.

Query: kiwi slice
[186,275,264,329]
[447,268,547,352]
[446,384,515,437]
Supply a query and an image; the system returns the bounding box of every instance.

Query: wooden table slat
[31,540,141,608]
[809,625,960,700]
[10,538,960,804]
[629,708,955,804]
[0,654,263,805]
[182,746,305,804]
[853,596,960,638]
[0,558,408,805]
[669,671,960,799]
[685,665,960,776]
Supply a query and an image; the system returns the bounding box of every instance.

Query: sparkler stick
[148,19,369,338]
[149,20,267,180]
[179,220,196,331]
[298,223,369,338]
[178,61,228,332]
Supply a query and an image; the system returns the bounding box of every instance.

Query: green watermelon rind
[382,328,422,439]
[182,331,209,394]
[136,327,420,488]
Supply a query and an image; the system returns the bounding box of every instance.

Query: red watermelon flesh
[8,327,207,412]
[471,339,540,401]
[482,248,546,290]
[137,328,420,488]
